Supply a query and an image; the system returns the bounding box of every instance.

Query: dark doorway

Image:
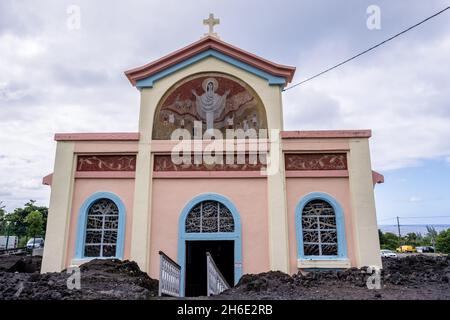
[185,240,234,297]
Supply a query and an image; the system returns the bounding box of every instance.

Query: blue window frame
[295,192,348,260]
[75,192,126,260]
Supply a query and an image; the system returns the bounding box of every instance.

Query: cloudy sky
[1,0,449,226]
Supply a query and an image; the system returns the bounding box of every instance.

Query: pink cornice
[372,170,385,186]
[151,139,270,153]
[42,173,53,186]
[54,133,140,141]
[124,36,296,85]
[153,171,266,179]
[281,130,372,139]
[75,171,135,179]
[285,170,349,178]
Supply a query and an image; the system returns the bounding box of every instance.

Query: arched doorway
[177,193,242,297]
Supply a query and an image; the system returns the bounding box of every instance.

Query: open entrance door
[185,240,234,297]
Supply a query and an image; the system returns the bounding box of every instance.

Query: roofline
[54,130,371,141]
[372,170,385,186]
[42,173,53,186]
[54,133,140,141]
[125,36,296,86]
[281,130,372,139]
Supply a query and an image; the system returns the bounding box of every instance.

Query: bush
[435,229,450,254]
[379,230,399,250]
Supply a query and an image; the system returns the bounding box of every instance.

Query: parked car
[381,249,397,258]
[26,238,44,249]
[396,245,416,253]
[425,246,435,253]
[416,246,435,253]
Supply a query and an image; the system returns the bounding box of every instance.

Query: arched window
[185,200,235,233]
[301,200,337,256]
[75,192,126,260]
[296,192,347,260]
[84,198,119,257]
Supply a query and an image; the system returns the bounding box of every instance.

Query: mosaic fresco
[152,73,267,139]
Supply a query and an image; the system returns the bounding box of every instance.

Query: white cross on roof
[203,13,220,38]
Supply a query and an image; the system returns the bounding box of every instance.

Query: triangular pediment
[125,36,296,88]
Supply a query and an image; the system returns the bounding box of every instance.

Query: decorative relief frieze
[285,153,347,171]
[153,154,265,171]
[77,155,136,171]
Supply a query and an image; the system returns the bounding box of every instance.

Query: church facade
[41,24,383,296]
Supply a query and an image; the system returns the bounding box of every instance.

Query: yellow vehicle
[396,245,417,253]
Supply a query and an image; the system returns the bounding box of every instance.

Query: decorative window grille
[84,198,119,257]
[302,200,338,256]
[185,201,234,233]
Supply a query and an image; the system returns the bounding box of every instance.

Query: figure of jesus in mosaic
[192,78,230,131]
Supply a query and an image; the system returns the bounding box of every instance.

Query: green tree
[24,210,44,240]
[435,229,450,254]
[23,210,45,249]
[379,230,400,250]
[425,226,438,247]
[404,232,419,246]
[7,200,48,239]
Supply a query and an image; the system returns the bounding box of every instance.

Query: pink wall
[64,176,355,276]
[66,178,135,266]
[149,178,269,280]
[285,177,356,274]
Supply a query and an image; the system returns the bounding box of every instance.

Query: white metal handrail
[206,252,231,296]
[158,251,181,297]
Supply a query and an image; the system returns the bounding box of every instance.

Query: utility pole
[396,216,402,247]
[5,221,10,250]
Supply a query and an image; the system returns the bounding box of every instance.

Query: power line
[378,215,450,222]
[400,216,450,220]
[283,6,450,92]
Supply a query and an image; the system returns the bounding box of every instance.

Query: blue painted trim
[74,192,126,260]
[295,192,348,261]
[177,193,242,297]
[136,49,286,88]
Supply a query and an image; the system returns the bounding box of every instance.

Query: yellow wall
[41,142,76,272]
[348,139,382,268]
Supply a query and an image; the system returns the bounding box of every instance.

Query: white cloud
[284,30,450,171]
[0,34,46,58]
[408,196,423,203]
[0,0,449,212]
